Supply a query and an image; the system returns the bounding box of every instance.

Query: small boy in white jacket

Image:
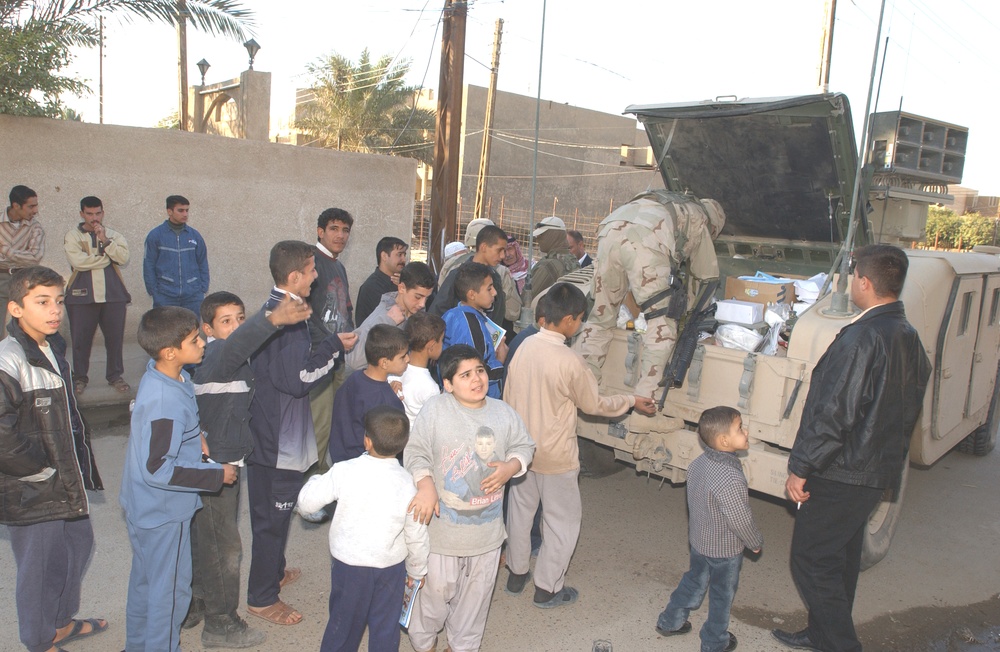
[298,406,429,651]
[390,311,445,422]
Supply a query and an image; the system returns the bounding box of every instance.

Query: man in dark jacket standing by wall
[143,195,209,315]
[773,244,931,652]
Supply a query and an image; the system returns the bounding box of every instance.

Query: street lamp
[196,58,210,86]
[243,38,260,70]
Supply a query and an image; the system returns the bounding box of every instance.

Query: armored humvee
[572,93,997,567]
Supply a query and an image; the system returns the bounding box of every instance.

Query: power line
[486,169,651,180]
[389,1,443,150]
[492,134,631,167]
[955,0,1000,32]
[465,52,491,71]
[906,0,995,65]
[494,130,631,150]
[464,11,633,84]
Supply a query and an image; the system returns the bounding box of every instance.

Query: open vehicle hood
[627,94,858,244]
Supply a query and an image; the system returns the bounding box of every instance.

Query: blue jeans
[657,547,743,652]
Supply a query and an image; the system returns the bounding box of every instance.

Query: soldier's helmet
[464,218,496,247]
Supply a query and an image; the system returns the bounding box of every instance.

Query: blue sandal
[55,618,108,646]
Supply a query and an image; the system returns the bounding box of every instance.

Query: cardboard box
[725,276,797,304]
[716,299,764,325]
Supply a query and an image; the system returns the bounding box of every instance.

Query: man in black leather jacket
[773,244,931,652]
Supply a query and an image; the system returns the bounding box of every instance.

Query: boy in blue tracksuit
[142,195,209,314]
[186,291,311,647]
[245,241,357,626]
[121,306,238,652]
[442,262,508,398]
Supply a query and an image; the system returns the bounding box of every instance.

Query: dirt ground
[1,418,998,651]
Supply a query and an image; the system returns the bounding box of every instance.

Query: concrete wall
[458,84,663,227]
[0,115,416,339]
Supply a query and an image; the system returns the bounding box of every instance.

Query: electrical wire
[492,134,636,167]
[494,130,631,150]
[389,2,443,150]
[486,169,652,179]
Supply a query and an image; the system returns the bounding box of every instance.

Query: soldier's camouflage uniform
[529,248,580,299]
[574,191,724,400]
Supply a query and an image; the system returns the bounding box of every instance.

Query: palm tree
[0,0,254,117]
[296,49,436,164]
[60,106,84,121]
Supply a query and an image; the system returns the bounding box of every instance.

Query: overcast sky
[66,0,999,193]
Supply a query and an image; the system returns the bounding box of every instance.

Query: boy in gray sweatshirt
[404,344,534,652]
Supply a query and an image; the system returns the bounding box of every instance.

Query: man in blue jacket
[143,195,209,315]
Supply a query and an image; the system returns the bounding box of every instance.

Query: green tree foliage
[0,1,254,118]
[925,206,960,249]
[0,13,90,116]
[156,111,180,129]
[923,206,996,250]
[959,212,995,249]
[296,49,436,164]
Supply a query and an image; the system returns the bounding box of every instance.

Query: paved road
[1,420,998,651]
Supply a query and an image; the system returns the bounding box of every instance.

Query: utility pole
[98,16,104,124]
[473,18,503,221]
[429,0,467,273]
[177,0,189,130]
[818,0,837,93]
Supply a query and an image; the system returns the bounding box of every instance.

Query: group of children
[3,223,764,652]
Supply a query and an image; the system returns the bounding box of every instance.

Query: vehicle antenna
[828,0,888,317]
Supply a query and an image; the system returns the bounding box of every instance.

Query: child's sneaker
[182,597,205,629]
[504,571,530,596]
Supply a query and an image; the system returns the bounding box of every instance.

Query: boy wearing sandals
[0,267,107,652]
[245,241,356,626]
[404,345,534,652]
[121,306,238,652]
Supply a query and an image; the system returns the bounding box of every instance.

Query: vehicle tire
[578,439,623,478]
[860,463,909,570]
[958,364,1000,456]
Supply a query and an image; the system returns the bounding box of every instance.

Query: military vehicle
[571,93,996,568]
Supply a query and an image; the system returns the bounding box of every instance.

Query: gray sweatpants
[407,548,501,652]
[506,469,582,593]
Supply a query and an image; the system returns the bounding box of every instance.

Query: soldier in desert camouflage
[574,190,726,402]
[526,216,580,298]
